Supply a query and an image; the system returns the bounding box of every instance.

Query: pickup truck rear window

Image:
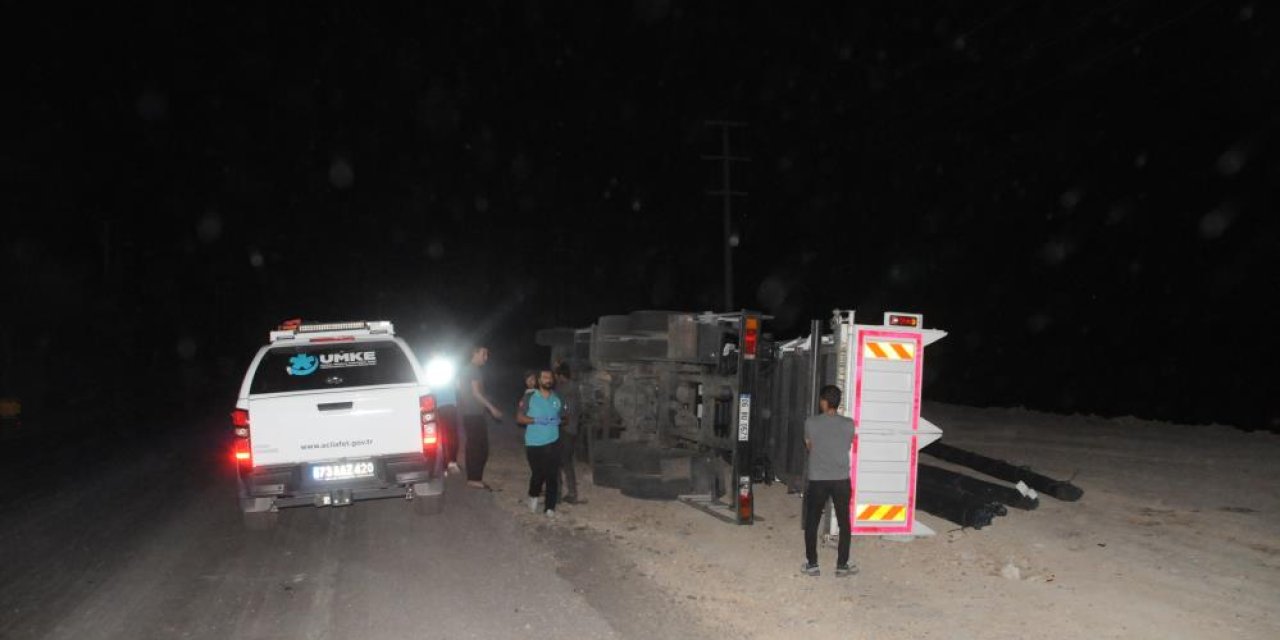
[250,341,418,394]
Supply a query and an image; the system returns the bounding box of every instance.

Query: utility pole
[703,121,748,311]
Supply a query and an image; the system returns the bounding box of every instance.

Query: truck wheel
[596,315,633,338]
[620,446,697,475]
[590,440,625,465]
[593,337,666,361]
[619,473,692,500]
[625,338,670,361]
[619,445,663,473]
[627,310,679,334]
[592,462,626,488]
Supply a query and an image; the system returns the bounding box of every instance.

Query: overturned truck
[537,308,946,532]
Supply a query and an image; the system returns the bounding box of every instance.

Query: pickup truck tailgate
[248,386,422,466]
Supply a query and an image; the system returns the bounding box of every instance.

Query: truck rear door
[245,340,424,467]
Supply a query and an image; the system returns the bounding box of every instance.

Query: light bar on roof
[298,322,369,333]
[269,320,396,343]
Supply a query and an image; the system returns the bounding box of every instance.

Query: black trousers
[559,431,578,498]
[804,478,852,567]
[526,440,561,511]
[463,414,489,482]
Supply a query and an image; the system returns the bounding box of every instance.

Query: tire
[625,338,670,361]
[619,446,697,475]
[596,315,633,337]
[592,462,626,488]
[618,444,664,474]
[619,473,693,500]
[627,310,679,334]
[595,337,668,362]
[592,339,632,362]
[590,440,626,465]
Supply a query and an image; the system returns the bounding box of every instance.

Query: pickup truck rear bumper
[240,452,440,506]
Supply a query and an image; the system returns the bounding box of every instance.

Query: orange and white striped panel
[855,504,907,522]
[863,341,916,361]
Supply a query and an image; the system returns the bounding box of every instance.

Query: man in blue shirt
[516,369,565,517]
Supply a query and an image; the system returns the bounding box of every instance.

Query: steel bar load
[917,464,1040,510]
[914,482,1002,530]
[921,442,1084,501]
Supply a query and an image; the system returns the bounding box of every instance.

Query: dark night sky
[4,2,1277,430]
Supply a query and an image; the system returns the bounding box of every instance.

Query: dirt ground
[482,402,1280,640]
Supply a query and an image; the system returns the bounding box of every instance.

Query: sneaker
[835,563,858,577]
[528,497,539,513]
[562,494,580,505]
[447,462,461,474]
[545,509,557,519]
[800,562,820,577]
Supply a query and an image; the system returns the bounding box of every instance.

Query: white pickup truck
[232,320,446,525]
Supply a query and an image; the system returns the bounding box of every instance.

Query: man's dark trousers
[803,478,852,567]
[526,440,561,511]
[463,414,489,482]
[559,431,578,499]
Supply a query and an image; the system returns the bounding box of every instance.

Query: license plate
[311,461,375,481]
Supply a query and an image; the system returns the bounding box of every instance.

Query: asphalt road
[0,399,705,640]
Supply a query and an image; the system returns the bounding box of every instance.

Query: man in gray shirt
[802,384,857,577]
[459,346,502,489]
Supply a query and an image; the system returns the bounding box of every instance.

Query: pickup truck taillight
[420,395,439,452]
[231,408,253,468]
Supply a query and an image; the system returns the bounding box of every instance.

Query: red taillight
[231,409,253,468]
[737,479,753,522]
[420,395,439,451]
[888,314,920,328]
[233,438,252,464]
[742,316,760,360]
